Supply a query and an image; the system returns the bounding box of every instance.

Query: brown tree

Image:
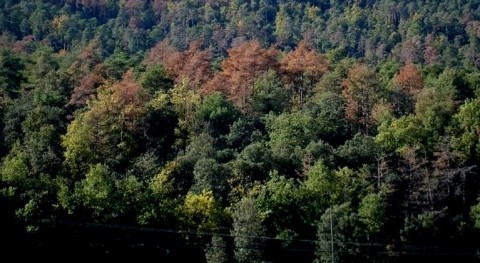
[424,34,440,66]
[68,64,106,107]
[393,62,424,93]
[68,39,106,108]
[392,61,424,115]
[175,42,213,89]
[280,40,329,107]
[144,39,176,67]
[342,64,381,135]
[144,40,213,89]
[108,69,147,135]
[206,40,279,111]
[397,36,422,63]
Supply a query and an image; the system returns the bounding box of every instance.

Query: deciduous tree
[392,61,424,115]
[232,197,266,263]
[207,40,278,111]
[342,64,382,135]
[280,40,328,107]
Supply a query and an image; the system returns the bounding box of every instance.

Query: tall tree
[342,63,382,135]
[0,49,24,101]
[144,41,213,89]
[251,70,289,115]
[391,61,424,115]
[63,69,148,175]
[280,40,329,107]
[207,40,278,111]
[232,197,266,263]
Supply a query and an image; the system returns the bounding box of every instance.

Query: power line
[35,219,480,257]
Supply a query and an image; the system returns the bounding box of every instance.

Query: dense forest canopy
[2,0,480,262]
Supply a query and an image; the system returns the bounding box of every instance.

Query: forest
[2,0,480,262]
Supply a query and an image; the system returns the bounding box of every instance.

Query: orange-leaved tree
[392,61,424,115]
[342,64,382,135]
[206,40,279,111]
[280,40,328,107]
[144,40,213,89]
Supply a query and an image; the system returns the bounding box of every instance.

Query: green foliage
[358,193,387,235]
[195,92,239,137]
[103,51,140,80]
[232,197,266,263]
[452,98,480,160]
[142,160,179,225]
[1,142,29,185]
[251,70,289,115]
[303,140,335,168]
[0,49,25,100]
[305,91,348,144]
[169,78,201,134]
[376,114,427,154]
[2,0,480,259]
[180,190,224,233]
[315,203,357,263]
[140,64,173,94]
[267,111,316,175]
[77,163,116,220]
[63,71,148,173]
[225,116,264,151]
[233,142,272,186]
[401,211,441,242]
[192,158,228,201]
[62,113,94,175]
[256,171,301,244]
[470,202,480,229]
[415,80,455,134]
[150,161,176,198]
[336,133,379,168]
[144,90,178,157]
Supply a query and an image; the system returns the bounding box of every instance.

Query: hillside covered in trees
[2,0,480,261]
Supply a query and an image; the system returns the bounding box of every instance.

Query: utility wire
[33,219,480,257]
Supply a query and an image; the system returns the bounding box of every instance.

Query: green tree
[470,202,480,229]
[452,98,480,160]
[192,157,229,202]
[232,197,266,263]
[180,190,224,233]
[274,4,296,48]
[75,163,117,221]
[315,203,357,263]
[251,70,289,115]
[305,91,348,145]
[231,142,272,196]
[194,92,239,137]
[169,78,201,135]
[140,64,173,94]
[267,111,316,176]
[0,47,66,227]
[256,172,300,243]
[0,49,24,101]
[143,160,180,225]
[358,193,387,238]
[336,133,379,169]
